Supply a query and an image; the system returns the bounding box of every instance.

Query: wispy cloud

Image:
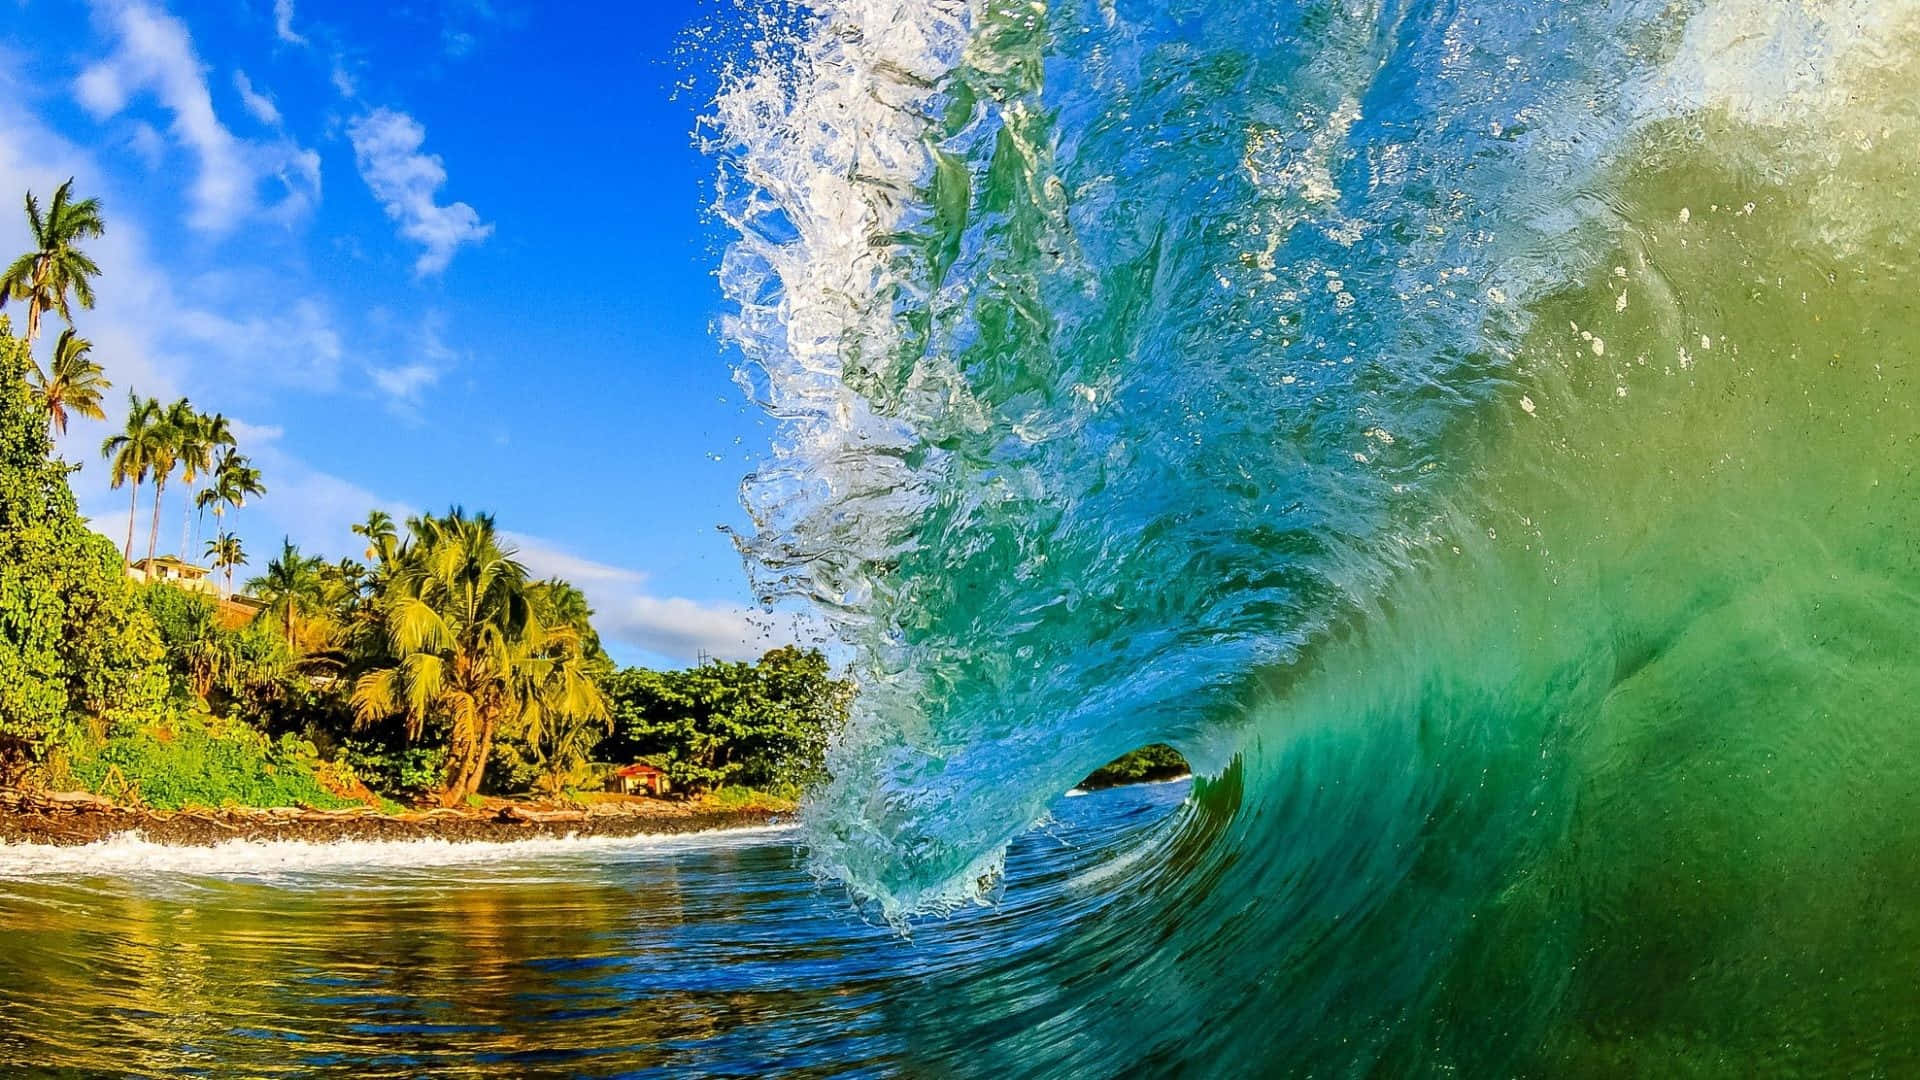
[232,70,280,127]
[272,0,305,46]
[365,309,457,412]
[347,107,490,275]
[439,0,527,60]
[76,0,318,229]
[369,362,438,401]
[506,533,816,664]
[173,297,344,392]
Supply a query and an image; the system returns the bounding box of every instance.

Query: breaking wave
[714,0,1920,1072]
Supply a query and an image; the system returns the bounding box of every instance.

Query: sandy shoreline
[0,790,786,848]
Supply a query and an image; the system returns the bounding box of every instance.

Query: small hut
[610,762,670,797]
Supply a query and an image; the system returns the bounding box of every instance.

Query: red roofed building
[611,762,670,797]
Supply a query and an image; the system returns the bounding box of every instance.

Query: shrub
[336,738,448,799]
[66,713,353,810]
[0,321,167,780]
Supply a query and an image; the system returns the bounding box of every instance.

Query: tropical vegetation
[0,182,852,813]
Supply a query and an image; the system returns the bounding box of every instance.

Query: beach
[0,789,786,848]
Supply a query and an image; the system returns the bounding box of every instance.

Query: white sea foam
[0,825,799,883]
[711,0,973,627]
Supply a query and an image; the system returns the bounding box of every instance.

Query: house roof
[615,763,666,778]
[131,555,211,576]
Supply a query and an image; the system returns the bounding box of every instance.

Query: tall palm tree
[204,532,246,600]
[351,509,606,804]
[246,538,324,647]
[196,447,266,541]
[1,180,104,343]
[29,328,111,437]
[141,402,185,574]
[171,406,227,560]
[351,509,398,564]
[99,394,164,567]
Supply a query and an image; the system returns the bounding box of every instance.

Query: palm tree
[99,394,164,567]
[196,448,266,540]
[0,180,104,343]
[141,401,186,574]
[351,509,398,564]
[518,581,613,793]
[173,407,229,560]
[246,538,324,648]
[205,532,245,600]
[28,328,111,437]
[351,509,606,804]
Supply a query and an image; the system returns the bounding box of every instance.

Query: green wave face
[716,0,1920,1072]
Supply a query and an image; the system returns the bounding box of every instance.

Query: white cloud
[506,533,815,664]
[365,309,457,410]
[173,297,344,390]
[272,0,305,45]
[123,120,165,167]
[369,362,438,401]
[76,0,319,230]
[232,70,280,127]
[347,107,491,274]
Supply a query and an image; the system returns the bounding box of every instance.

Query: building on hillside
[128,557,267,629]
[609,762,670,797]
[213,594,267,630]
[129,556,217,596]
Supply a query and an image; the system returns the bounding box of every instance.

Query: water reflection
[0,783,1189,1077]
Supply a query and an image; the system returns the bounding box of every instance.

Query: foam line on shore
[0,823,802,882]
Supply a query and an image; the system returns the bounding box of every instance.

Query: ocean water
[0,783,1187,1076]
[708,0,1920,1074]
[5,0,1918,1075]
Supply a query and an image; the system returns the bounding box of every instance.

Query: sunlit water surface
[0,783,1186,1077]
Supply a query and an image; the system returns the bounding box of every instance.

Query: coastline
[0,790,788,849]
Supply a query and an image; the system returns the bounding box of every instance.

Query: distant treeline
[1080,744,1191,790]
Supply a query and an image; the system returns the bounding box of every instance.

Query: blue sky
[0,0,808,667]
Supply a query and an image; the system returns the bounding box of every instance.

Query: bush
[336,737,448,799]
[601,646,852,795]
[0,321,167,780]
[66,713,353,810]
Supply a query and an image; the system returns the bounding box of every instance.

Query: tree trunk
[180,480,194,565]
[25,257,46,343]
[442,731,476,808]
[464,714,499,801]
[145,477,165,581]
[123,480,139,566]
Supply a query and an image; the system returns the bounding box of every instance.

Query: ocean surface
[707,0,1920,1074]
[5,0,1918,1074]
[0,782,1188,1076]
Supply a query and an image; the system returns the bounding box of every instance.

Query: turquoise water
[710,0,1920,1073]
[5,0,1917,1074]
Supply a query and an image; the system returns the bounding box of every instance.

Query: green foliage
[1079,744,1191,789]
[66,713,352,810]
[335,738,448,799]
[0,321,166,779]
[136,581,214,649]
[350,510,609,803]
[706,785,802,812]
[602,646,852,795]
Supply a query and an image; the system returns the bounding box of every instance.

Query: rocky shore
[0,789,789,847]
